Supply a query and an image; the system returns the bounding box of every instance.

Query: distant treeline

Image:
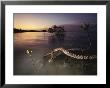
[14,28,47,33]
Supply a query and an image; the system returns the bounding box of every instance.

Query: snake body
[45,48,97,62]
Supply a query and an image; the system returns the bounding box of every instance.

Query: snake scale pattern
[45,48,97,62]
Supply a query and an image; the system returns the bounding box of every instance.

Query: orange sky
[14,13,97,30]
[14,14,52,30]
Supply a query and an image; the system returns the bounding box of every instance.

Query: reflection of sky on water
[14,26,97,49]
[14,32,51,48]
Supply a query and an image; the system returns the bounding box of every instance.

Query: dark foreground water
[14,26,97,75]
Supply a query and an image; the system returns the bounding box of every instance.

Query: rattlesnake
[44,48,97,62]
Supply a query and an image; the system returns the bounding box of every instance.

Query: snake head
[26,49,33,56]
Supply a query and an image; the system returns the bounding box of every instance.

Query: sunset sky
[14,13,97,30]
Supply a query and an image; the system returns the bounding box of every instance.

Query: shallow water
[14,27,97,75]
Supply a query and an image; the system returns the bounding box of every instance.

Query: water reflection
[14,31,97,75]
[14,32,51,48]
[48,33,65,48]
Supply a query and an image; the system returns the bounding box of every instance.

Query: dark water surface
[14,26,97,75]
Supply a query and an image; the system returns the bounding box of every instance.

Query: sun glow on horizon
[14,14,53,30]
[15,24,49,30]
[14,13,97,30]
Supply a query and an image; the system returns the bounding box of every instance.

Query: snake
[44,48,97,62]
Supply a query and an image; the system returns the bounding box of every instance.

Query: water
[14,27,97,75]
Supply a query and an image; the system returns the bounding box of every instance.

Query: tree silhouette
[48,25,65,47]
[80,23,91,49]
[48,28,55,33]
[48,25,65,34]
